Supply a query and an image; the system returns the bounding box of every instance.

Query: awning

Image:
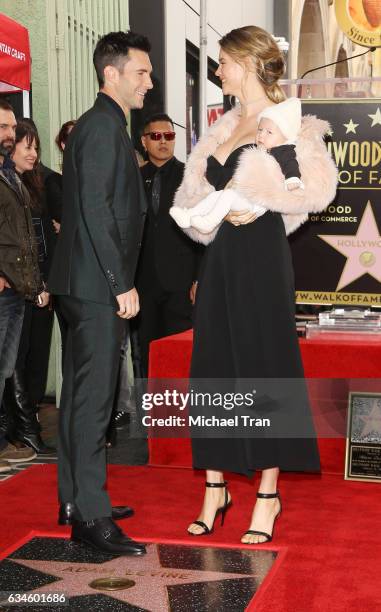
[0,13,30,91]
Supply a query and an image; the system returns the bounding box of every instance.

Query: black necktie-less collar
[97,92,127,126]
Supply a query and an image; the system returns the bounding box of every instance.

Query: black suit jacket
[136,158,202,293]
[45,171,63,222]
[48,94,147,305]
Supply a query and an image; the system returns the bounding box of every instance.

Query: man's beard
[0,139,15,157]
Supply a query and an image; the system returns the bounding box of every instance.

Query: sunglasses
[143,131,176,141]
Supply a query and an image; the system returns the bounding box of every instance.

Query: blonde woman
[174,26,337,544]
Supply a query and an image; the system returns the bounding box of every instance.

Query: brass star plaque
[345,391,381,482]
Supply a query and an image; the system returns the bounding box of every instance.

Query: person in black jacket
[0,101,48,470]
[3,119,55,455]
[48,31,152,556]
[135,113,202,376]
[45,120,76,362]
[45,120,77,232]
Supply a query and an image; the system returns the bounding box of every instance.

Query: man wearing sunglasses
[135,113,202,377]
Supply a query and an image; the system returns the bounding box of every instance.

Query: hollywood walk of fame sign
[291,99,381,307]
[345,392,381,481]
[0,537,278,611]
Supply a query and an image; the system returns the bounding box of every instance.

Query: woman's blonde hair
[219,25,286,104]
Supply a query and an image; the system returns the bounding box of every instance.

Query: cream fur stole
[174,106,338,244]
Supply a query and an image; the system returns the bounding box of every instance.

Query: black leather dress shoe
[71,517,146,556]
[58,503,134,525]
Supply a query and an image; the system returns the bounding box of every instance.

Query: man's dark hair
[93,30,151,88]
[143,113,174,133]
[0,98,14,113]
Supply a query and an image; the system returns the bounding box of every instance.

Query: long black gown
[190,145,321,476]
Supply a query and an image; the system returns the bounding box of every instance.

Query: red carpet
[1,464,380,611]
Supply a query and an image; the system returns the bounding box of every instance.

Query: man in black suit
[135,114,202,376]
[48,31,153,555]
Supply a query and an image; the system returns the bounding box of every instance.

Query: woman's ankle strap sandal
[188,481,231,536]
[205,481,227,488]
[243,529,273,543]
[256,491,279,499]
[242,491,282,544]
[191,520,212,534]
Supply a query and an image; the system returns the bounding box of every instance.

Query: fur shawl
[174,106,338,244]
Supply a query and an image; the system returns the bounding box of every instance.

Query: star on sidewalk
[343,119,359,134]
[360,399,381,439]
[8,544,256,609]
[368,107,381,128]
[318,201,381,291]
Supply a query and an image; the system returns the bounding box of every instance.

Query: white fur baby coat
[174,106,338,245]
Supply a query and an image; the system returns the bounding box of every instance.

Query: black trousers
[57,296,125,521]
[136,284,193,377]
[16,301,54,405]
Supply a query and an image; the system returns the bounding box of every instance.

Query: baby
[170,97,304,234]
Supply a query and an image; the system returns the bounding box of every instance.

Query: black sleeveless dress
[190,146,320,476]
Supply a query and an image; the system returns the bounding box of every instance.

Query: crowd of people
[0,113,83,458]
[0,99,200,473]
[0,25,337,556]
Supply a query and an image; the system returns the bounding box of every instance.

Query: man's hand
[0,276,11,292]
[36,291,50,308]
[52,219,61,233]
[225,209,257,226]
[190,281,198,305]
[116,287,140,319]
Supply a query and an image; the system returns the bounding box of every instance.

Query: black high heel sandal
[241,491,282,544]
[188,481,232,536]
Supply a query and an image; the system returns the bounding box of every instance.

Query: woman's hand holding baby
[225,210,257,226]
